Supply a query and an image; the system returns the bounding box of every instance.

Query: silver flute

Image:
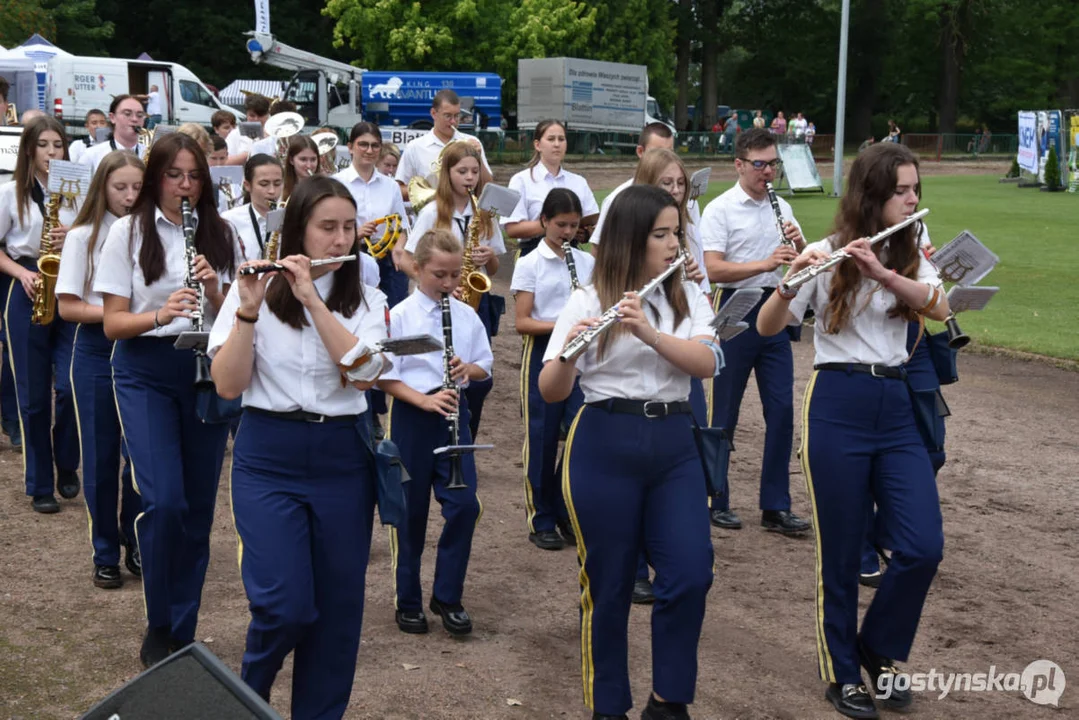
[561,242,580,290]
[559,254,687,363]
[238,254,358,276]
[765,181,794,248]
[780,209,930,293]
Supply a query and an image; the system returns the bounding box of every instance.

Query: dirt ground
[3,159,1076,720]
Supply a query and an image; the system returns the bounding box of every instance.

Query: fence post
[936,134,943,162]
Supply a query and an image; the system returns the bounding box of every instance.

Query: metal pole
[832,0,850,197]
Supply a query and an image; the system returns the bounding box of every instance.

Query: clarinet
[765,181,794,248]
[561,242,580,290]
[180,197,214,390]
[440,294,467,490]
[559,254,686,362]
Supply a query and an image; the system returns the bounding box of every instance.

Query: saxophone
[30,193,63,325]
[458,189,492,310]
[264,198,285,261]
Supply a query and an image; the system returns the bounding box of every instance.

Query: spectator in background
[968,125,992,154]
[806,122,817,145]
[887,119,901,143]
[790,112,808,142]
[753,110,766,129]
[722,113,738,153]
[0,77,11,127]
[69,109,109,164]
[143,85,162,129]
[858,135,875,153]
[770,111,787,136]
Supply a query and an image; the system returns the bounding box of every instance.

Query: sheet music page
[931,230,1000,286]
[946,285,999,314]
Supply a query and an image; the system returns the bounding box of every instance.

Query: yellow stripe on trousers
[561,406,595,710]
[4,282,29,484]
[799,370,836,682]
[67,325,95,560]
[519,334,539,533]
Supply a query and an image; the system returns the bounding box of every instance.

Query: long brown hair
[283,134,319,200]
[526,119,566,180]
[13,116,69,225]
[824,142,923,333]
[634,148,689,246]
[129,133,235,284]
[434,141,494,239]
[593,185,688,360]
[265,176,365,329]
[71,151,144,295]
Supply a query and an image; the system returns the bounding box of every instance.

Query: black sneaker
[631,578,655,605]
[124,541,142,577]
[761,509,811,535]
[31,494,59,514]
[139,626,172,669]
[529,530,564,550]
[93,565,122,589]
[57,470,80,500]
[640,694,691,719]
[859,638,912,710]
[709,508,742,529]
[825,683,878,719]
[5,426,21,449]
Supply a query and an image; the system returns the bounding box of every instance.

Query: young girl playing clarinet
[209,176,387,720]
[539,185,719,720]
[222,154,284,263]
[56,151,144,588]
[0,116,80,513]
[380,228,492,638]
[757,142,948,720]
[510,188,594,551]
[96,132,236,668]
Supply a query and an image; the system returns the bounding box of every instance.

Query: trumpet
[559,254,687,363]
[238,254,358,276]
[780,209,929,293]
[362,215,402,260]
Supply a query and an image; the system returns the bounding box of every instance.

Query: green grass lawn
[598,174,1079,360]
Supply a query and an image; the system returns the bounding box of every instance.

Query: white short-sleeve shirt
[222,203,268,263]
[333,165,411,232]
[543,281,717,403]
[225,127,254,157]
[207,274,388,415]
[146,91,162,116]
[590,178,632,245]
[699,181,801,289]
[503,165,599,225]
[79,139,147,178]
[394,129,492,186]
[380,290,493,394]
[0,181,79,261]
[55,212,119,306]
[786,234,943,367]
[403,202,506,263]
[510,241,595,322]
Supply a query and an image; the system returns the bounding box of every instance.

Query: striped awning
[218,79,287,109]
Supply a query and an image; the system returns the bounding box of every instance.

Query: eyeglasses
[738,158,782,170]
[353,141,382,151]
[117,110,147,120]
[164,169,204,183]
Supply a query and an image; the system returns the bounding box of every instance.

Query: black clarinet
[180,197,214,390]
[765,181,794,248]
[440,294,467,490]
[561,242,580,290]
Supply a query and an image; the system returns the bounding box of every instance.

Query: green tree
[0,0,55,48]
[44,0,113,56]
[585,0,677,108]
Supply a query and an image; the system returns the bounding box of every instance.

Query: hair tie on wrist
[236,309,259,324]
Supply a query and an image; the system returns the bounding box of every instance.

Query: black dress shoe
[429,596,472,636]
[632,578,655,605]
[556,519,577,546]
[395,610,429,634]
[139,626,173,669]
[858,570,882,589]
[825,683,879,719]
[92,565,122,589]
[31,494,59,514]
[761,509,811,535]
[593,714,629,720]
[710,508,742,529]
[6,428,21,449]
[57,470,80,500]
[529,529,564,550]
[124,541,142,577]
[641,694,691,719]
[858,638,912,710]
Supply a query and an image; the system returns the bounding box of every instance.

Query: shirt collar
[540,165,566,182]
[732,181,764,206]
[537,240,560,259]
[414,290,442,314]
[154,205,197,230]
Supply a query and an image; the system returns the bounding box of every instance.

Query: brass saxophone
[31,193,63,325]
[458,189,492,310]
[264,198,285,261]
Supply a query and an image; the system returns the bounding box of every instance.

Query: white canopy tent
[0,46,39,117]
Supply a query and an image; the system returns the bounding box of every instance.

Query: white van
[48,56,241,129]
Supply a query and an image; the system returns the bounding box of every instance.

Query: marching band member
[756,142,948,719]
[403,140,503,438]
[0,116,81,513]
[511,188,593,551]
[394,89,491,201]
[377,143,400,178]
[700,128,811,536]
[589,123,675,246]
[380,228,492,637]
[209,176,386,720]
[222,154,284,263]
[249,100,302,161]
[79,95,148,176]
[178,123,213,157]
[503,119,599,257]
[334,121,411,307]
[56,151,144,588]
[68,109,109,164]
[95,132,236,668]
[539,185,718,720]
[208,135,229,167]
[283,135,320,201]
[225,95,269,165]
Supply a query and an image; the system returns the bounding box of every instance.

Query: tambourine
[363,214,403,260]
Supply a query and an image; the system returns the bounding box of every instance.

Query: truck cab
[281,69,362,130]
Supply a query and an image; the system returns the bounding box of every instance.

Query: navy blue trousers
[801,369,943,685]
[71,323,138,567]
[232,411,376,720]
[0,274,17,432]
[377,254,409,308]
[708,289,793,512]
[4,263,79,496]
[521,333,582,534]
[388,395,481,612]
[112,337,229,644]
[565,405,714,715]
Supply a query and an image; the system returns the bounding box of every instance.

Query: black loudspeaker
[81,642,281,720]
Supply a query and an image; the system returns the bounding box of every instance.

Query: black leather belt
[587,398,693,418]
[246,407,359,424]
[814,363,906,380]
